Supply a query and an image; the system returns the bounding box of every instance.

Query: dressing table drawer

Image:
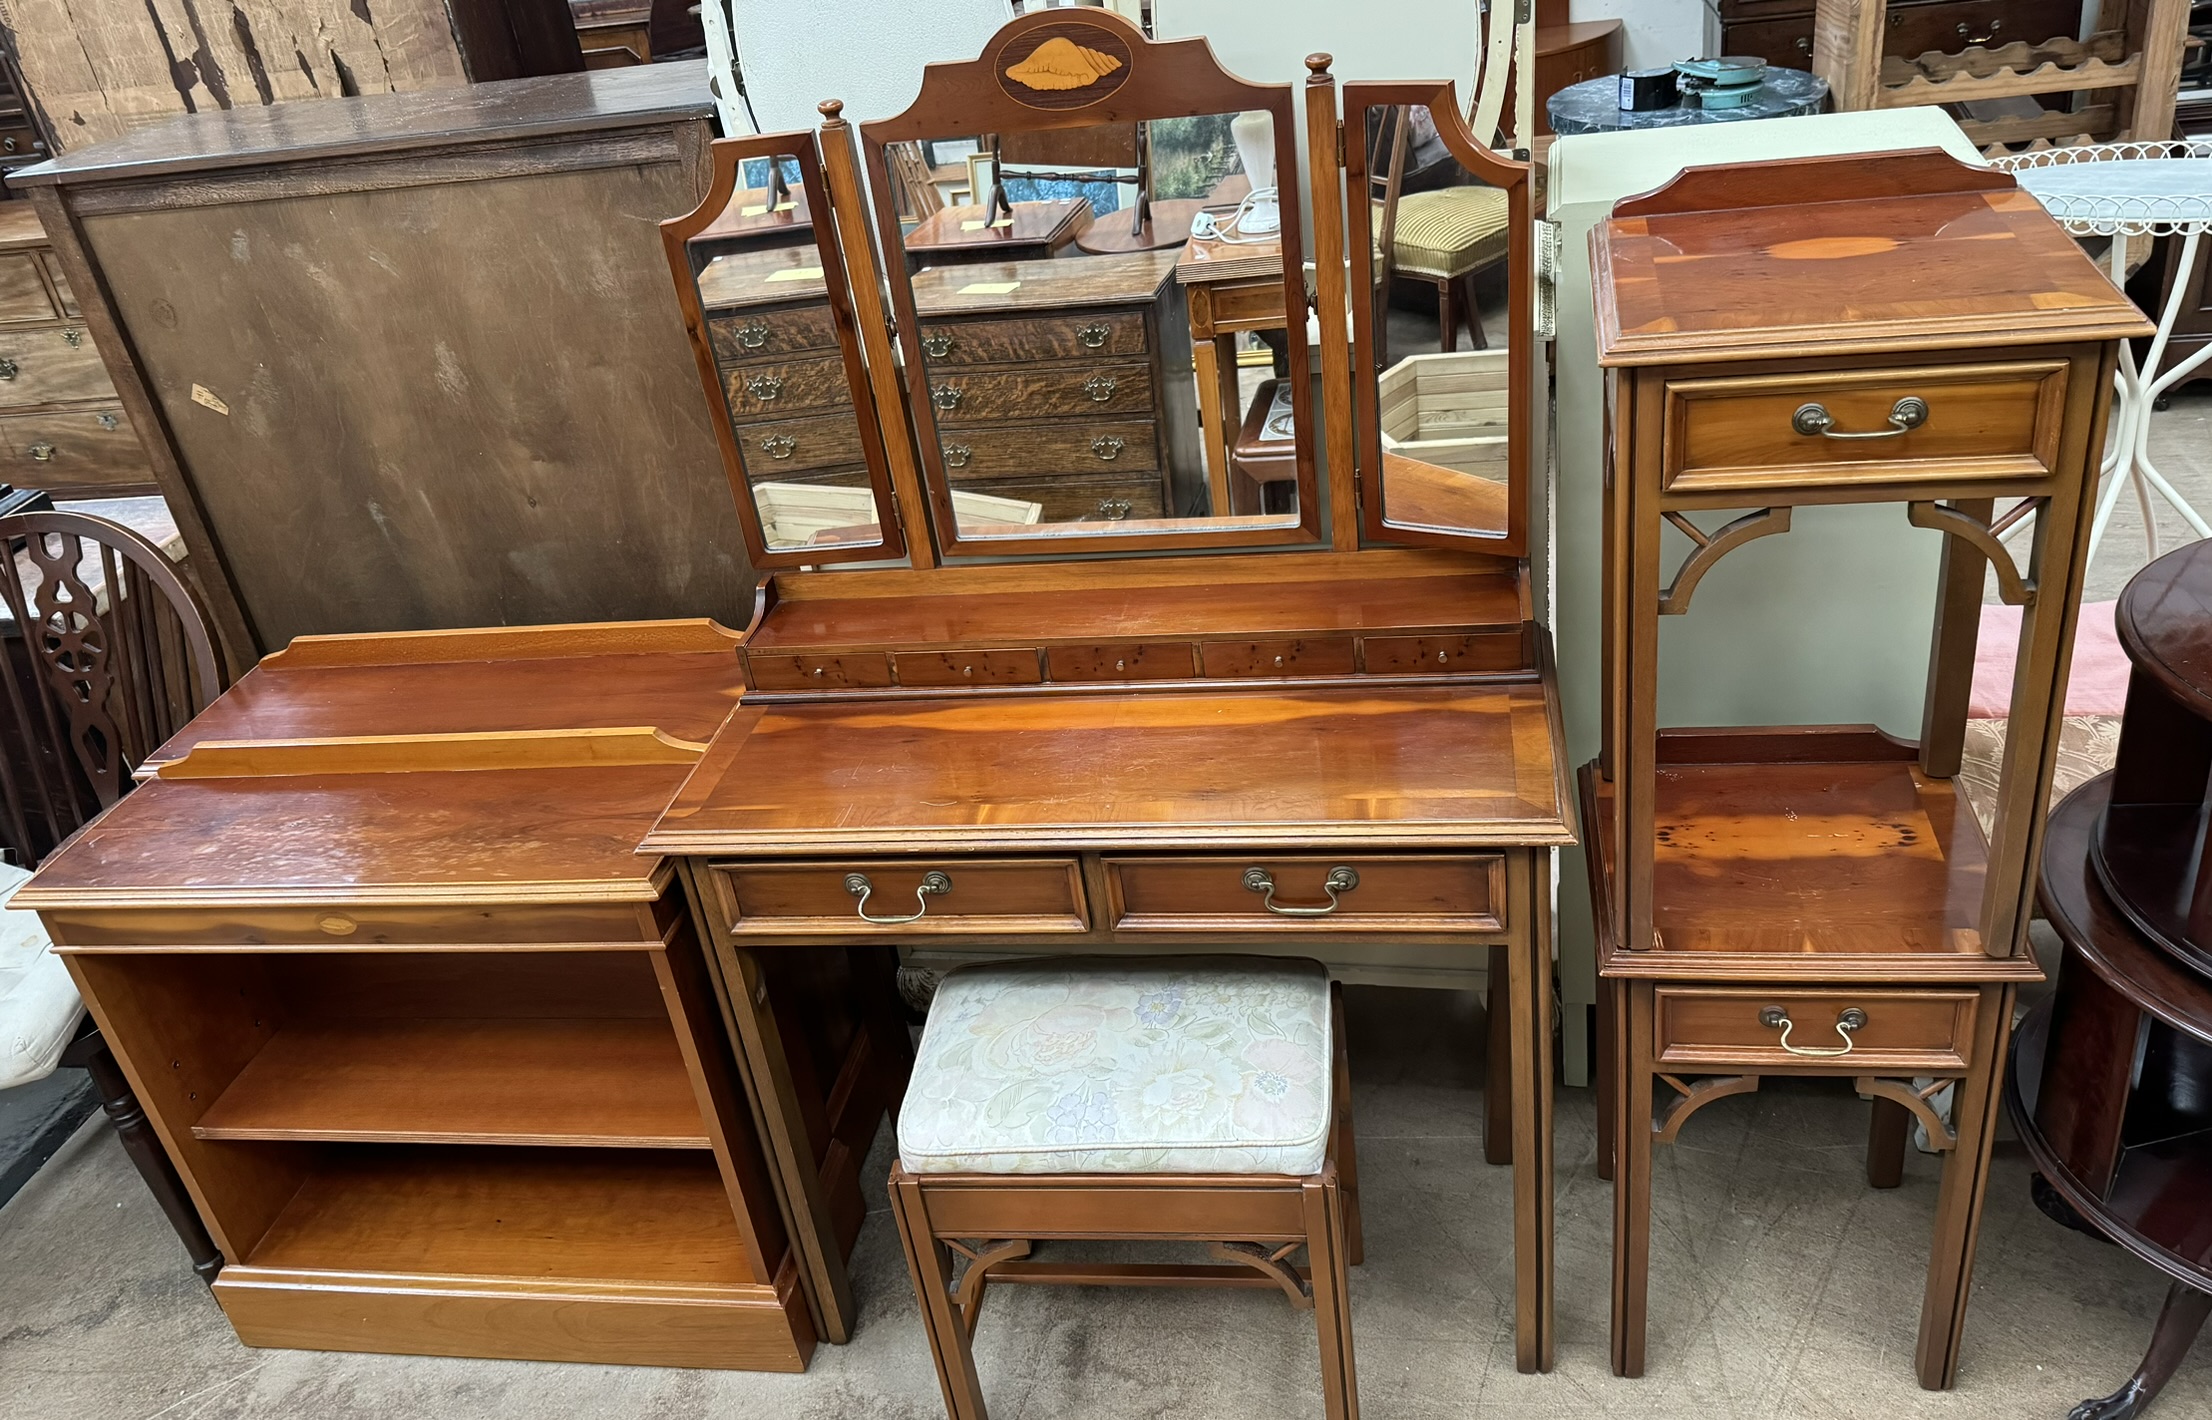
[1200,637,1358,678]
[915,310,1148,366]
[1104,854,1508,934]
[716,858,1089,935]
[1046,642,1197,681]
[707,304,840,363]
[0,252,58,324]
[927,362,1154,422]
[1362,632,1525,675]
[1652,987,1980,1073]
[1659,360,2069,494]
[0,327,112,408]
[745,651,894,692]
[720,354,853,420]
[738,412,866,474]
[894,648,1043,687]
[940,419,1160,479]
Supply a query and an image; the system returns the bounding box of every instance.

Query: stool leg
[1484,944,1513,1166]
[1329,983,1364,1266]
[1867,1095,1911,1190]
[1437,277,1458,354]
[1305,1171,1361,1420]
[2070,1281,2212,1420]
[890,1170,990,1419]
[1464,273,1488,351]
[1612,981,1654,1378]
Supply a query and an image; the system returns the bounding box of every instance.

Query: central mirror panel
[862,12,1322,555]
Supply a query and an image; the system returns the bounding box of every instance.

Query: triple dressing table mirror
[645,13,1569,1377]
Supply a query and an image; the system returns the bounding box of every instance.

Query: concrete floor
[1,983,2203,1420]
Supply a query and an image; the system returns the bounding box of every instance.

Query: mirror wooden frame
[1342,81,1533,560]
[661,131,909,569]
[857,8,1324,558]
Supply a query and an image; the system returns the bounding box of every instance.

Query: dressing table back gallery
[652,9,1572,1372]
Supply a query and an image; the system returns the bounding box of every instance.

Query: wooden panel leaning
[1585,150,2151,1390]
[10,622,842,1371]
[888,959,1359,1420]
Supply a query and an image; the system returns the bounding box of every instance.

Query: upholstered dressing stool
[889,956,1362,1420]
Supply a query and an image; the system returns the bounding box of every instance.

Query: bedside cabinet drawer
[1660,360,2069,494]
[1105,855,1507,933]
[717,858,1089,935]
[1653,987,1980,1072]
[0,327,112,407]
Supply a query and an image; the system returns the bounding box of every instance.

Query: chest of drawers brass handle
[27,442,55,462]
[97,412,119,431]
[61,328,83,348]
[931,384,963,411]
[1083,374,1117,402]
[746,373,785,402]
[1791,396,1927,440]
[0,357,18,381]
[760,434,797,460]
[943,443,973,468]
[1759,1005,1867,1057]
[1076,323,1110,349]
[921,332,956,358]
[734,319,771,350]
[846,870,952,925]
[1091,435,1125,462]
[1244,865,1360,916]
[1097,497,1132,520]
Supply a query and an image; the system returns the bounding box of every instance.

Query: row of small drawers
[745,628,1527,691]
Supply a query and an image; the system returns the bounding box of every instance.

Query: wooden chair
[889,956,1362,1420]
[0,508,226,1282]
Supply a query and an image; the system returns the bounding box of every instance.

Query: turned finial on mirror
[818,99,846,127]
[1306,53,1332,76]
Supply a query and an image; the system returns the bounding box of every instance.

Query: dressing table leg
[1508,850,1556,1373]
[1914,984,2015,1389]
[1596,978,1617,1183]
[1484,943,1513,1166]
[1868,1095,1911,1189]
[1611,979,1654,1378]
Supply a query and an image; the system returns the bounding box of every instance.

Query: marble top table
[1547,67,1828,137]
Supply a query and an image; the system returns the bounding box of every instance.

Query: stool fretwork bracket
[1652,1072,1762,1143]
[948,1237,1034,1335]
[1907,500,2041,606]
[1856,1076,1958,1152]
[1210,1239,1317,1309]
[1658,508,1793,616]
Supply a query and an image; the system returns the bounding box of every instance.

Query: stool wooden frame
[1585,151,2150,1390]
[889,985,1362,1420]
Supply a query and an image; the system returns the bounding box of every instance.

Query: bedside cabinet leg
[1610,980,1654,1378]
[1596,977,1618,1183]
[1915,985,2015,1390]
[1485,943,1513,1166]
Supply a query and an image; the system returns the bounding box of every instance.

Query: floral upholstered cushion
[898,956,1333,1177]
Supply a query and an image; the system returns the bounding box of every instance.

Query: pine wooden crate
[1377,350,1509,479]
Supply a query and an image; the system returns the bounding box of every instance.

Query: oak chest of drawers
[0,204,152,496]
[909,251,1199,525]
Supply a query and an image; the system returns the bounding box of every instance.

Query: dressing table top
[641,682,1572,856]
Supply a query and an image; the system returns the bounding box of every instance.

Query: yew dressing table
[652,16,1569,1372]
